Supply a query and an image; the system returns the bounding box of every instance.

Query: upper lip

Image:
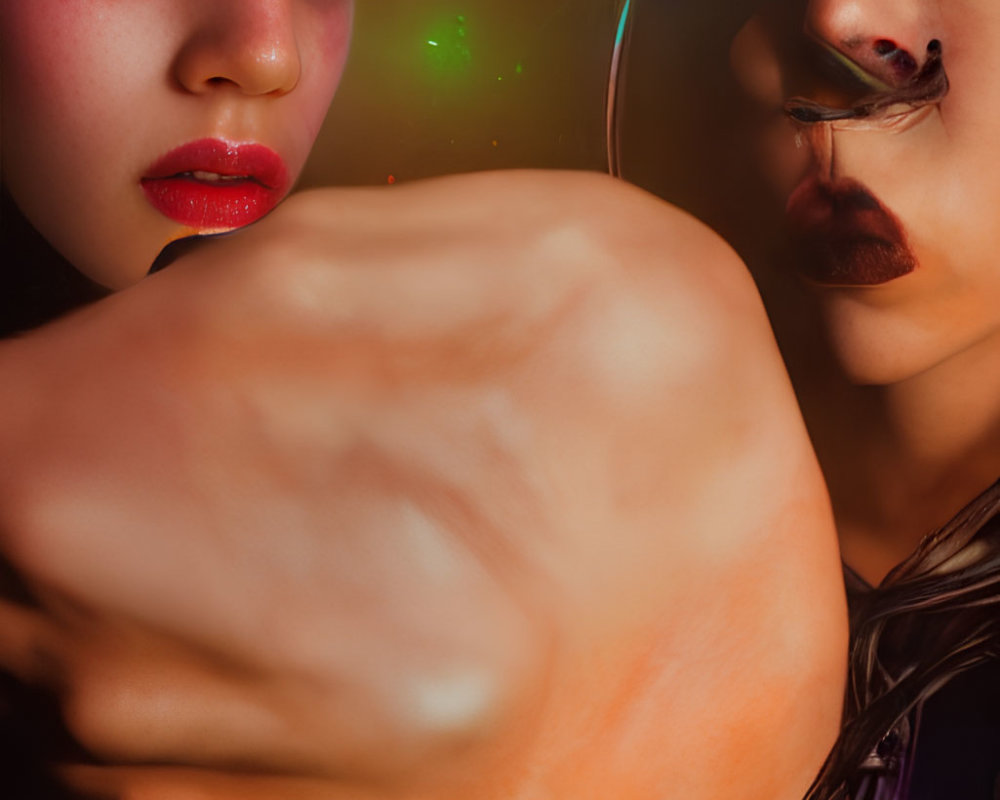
[142,138,289,191]
[786,175,905,244]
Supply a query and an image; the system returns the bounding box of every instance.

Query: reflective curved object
[605,0,633,176]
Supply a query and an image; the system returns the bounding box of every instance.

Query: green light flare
[424,13,472,73]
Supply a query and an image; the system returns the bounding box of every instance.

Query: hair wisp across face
[784,38,949,125]
[1,0,353,289]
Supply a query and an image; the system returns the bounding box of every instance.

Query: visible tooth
[190,170,246,182]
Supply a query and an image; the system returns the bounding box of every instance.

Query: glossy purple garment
[806,479,1000,800]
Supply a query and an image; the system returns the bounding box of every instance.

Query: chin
[61,248,151,291]
[827,345,928,387]
[64,220,191,290]
[818,298,943,387]
[822,312,1000,390]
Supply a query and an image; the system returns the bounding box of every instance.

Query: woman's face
[733,0,1000,385]
[1,0,353,289]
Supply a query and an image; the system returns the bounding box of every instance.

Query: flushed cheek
[1,1,166,191]
[299,2,354,139]
[3,26,74,138]
[269,5,352,185]
[315,1,354,72]
[0,2,127,116]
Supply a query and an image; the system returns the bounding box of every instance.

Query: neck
[804,329,1000,583]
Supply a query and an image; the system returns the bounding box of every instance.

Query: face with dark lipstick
[733,0,1000,384]
[1,0,353,289]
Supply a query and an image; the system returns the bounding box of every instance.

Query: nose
[174,0,301,96]
[805,0,943,87]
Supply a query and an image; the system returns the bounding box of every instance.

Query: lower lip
[784,176,916,286]
[141,140,289,230]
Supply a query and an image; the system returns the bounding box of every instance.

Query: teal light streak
[614,0,631,53]
[606,0,633,176]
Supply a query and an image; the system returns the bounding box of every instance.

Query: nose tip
[805,0,942,87]
[174,2,301,97]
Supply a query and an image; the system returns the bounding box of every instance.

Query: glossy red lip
[141,139,290,230]
[785,176,916,286]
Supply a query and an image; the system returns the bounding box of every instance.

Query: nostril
[927,39,942,54]
[889,50,918,78]
[874,39,897,56]
[870,39,920,81]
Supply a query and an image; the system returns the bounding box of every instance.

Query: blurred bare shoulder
[0,172,846,800]
[274,170,851,799]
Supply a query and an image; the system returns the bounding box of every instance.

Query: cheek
[274,1,353,179]
[299,1,354,136]
[315,0,354,74]
[2,4,169,286]
[947,166,1000,301]
[931,10,1000,281]
[0,3,124,124]
[924,86,1000,288]
[1,2,157,199]
[3,6,109,257]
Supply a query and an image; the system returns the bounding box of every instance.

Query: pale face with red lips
[1,0,353,289]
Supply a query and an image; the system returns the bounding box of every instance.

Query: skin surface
[0,171,848,799]
[732,0,1000,582]
[0,0,353,288]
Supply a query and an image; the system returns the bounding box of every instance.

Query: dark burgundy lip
[142,138,288,190]
[786,176,905,242]
[784,175,917,286]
